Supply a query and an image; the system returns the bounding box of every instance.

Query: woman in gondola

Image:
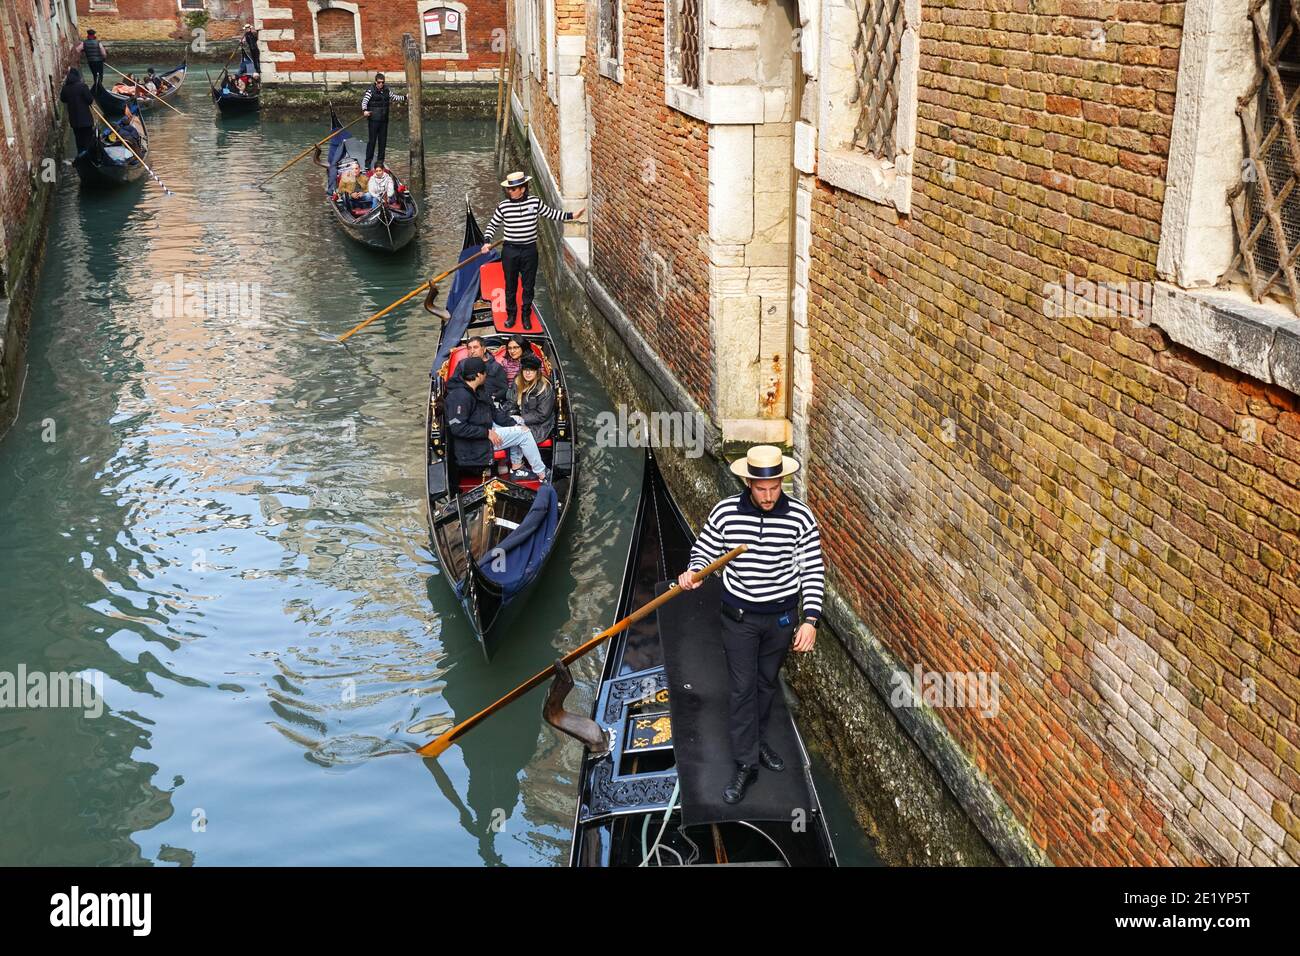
[503,353,555,457]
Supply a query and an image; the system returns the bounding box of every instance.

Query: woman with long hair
[504,353,555,471]
[499,336,528,387]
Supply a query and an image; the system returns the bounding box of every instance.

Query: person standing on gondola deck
[60,68,95,157]
[360,73,404,170]
[242,23,261,74]
[479,172,584,330]
[676,446,824,806]
[78,29,107,89]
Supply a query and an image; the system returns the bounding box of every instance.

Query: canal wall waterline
[503,111,1024,866]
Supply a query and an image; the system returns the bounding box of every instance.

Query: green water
[0,87,876,865]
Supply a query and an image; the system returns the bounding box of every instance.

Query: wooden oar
[336,240,503,343]
[90,105,172,197]
[103,62,185,115]
[415,544,748,758]
[259,115,365,188]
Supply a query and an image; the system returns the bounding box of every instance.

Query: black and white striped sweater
[687,491,825,619]
[484,195,570,245]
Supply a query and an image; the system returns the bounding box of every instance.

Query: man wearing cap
[78,29,107,89]
[445,356,548,482]
[360,73,405,170]
[242,23,261,75]
[480,172,584,330]
[677,446,825,805]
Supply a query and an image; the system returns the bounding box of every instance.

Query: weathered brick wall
[582,0,712,411]
[805,1,1299,864]
[260,0,503,77]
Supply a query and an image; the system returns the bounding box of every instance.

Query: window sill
[665,82,764,125]
[422,52,469,61]
[315,53,363,60]
[597,58,623,84]
[817,147,912,214]
[1151,282,1300,396]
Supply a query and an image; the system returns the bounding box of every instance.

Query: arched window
[418,3,468,58]
[313,3,361,56]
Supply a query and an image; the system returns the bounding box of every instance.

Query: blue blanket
[476,483,558,602]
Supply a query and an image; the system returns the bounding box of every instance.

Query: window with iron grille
[850,0,905,158]
[178,0,206,10]
[598,0,621,76]
[1229,0,1300,310]
[670,0,701,90]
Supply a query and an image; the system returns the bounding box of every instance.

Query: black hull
[94,62,186,115]
[213,91,259,114]
[73,154,147,187]
[567,450,838,867]
[331,205,417,251]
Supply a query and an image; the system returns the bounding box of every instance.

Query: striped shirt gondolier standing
[480,171,584,329]
[360,73,404,170]
[677,445,825,805]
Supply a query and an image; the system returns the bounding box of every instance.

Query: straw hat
[729,445,799,480]
[500,171,533,189]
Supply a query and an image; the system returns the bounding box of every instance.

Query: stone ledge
[818,146,911,214]
[666,82,764,125]
[1151,282,1300,395]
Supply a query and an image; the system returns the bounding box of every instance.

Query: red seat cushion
[444,344,470,380]
[492,438,552,460]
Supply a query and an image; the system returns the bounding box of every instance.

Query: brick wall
[582,0,712,411]
[804,1,1299,865]
[258,0,504,79]
[75,1,252,20]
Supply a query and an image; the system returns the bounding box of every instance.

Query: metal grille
[849,0,905,157]
[1229,0,1300,309]
[599,0,620,66]
[678,0,701,89]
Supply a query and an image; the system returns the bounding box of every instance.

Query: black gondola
[560,448,838,867]
[93,60,186,115]
[424,203,577,654]
[211,55,260,114]
[72,106,149,188]
[323,110,417,252]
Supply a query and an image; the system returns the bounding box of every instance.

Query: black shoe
[758,742,785,772]
[722,763,758,804]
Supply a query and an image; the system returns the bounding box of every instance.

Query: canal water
[0,84,875,865]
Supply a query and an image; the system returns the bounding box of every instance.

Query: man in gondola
[445,357,548,483]
[676,446,825,805]
[78,29,107,89]
[242,23,262,75]
[479,172,583,330]
[360,73,405,170]
[60,68,96,157]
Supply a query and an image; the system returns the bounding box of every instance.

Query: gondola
[424,203,577,654]
[323,110,418,252]
[72,106,149,188]
[93,59,186,115]
[560,448,838,867]
[211,55,260,114]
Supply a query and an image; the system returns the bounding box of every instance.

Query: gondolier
[676,445,824,805]
[479,172,584,330]
[360,73,404,170]
[78,29,107,88]
[242,23,261,74]
[60,68,95,156]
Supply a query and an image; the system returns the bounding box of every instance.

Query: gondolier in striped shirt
[360,73,404,170]
[677,445,825,805]
[479,172,584,329]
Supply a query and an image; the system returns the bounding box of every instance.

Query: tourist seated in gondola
[367,163,402,209]
[463,336,508,405]
[498,335,528,386]
[111,74,137,96]
[503,354,555,460]
[141,68,159,94]
[108,103,144,153]
[446,356,548,483]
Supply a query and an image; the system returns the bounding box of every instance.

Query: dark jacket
[445,373,516,468]
[481,354,508,405]
[361,83,403,123]
[504,379,555,445]
[82,38,105,64]
[60,70,94,129]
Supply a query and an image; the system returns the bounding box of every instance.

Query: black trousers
[720,606,795,767]
[501,241,538,327]
[72,125,95,155]
[87,61,104,87]
[365,118,388,169]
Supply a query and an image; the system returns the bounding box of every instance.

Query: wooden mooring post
[403,33,426,193]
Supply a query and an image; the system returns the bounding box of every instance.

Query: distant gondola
[72,105,149,188]
[322,109,417,252]
[424,204,577,654]
[93,60,186,115]
[562,448,838,867]
[211,55,260,114]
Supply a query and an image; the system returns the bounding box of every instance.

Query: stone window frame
[0,46,15,148]
[1154,0,1300,396]
[308,0,363,60]
[663,0,707,119]
[177,0,205,12]
[544,0,558,103]
[597,0,624,83]
[416,0,470,61]
[815,0,920,215]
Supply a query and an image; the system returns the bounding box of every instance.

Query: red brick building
[248,0,504,83]
[506,0,1300,866]
[76,1,251,20]
[1,0,79,430]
